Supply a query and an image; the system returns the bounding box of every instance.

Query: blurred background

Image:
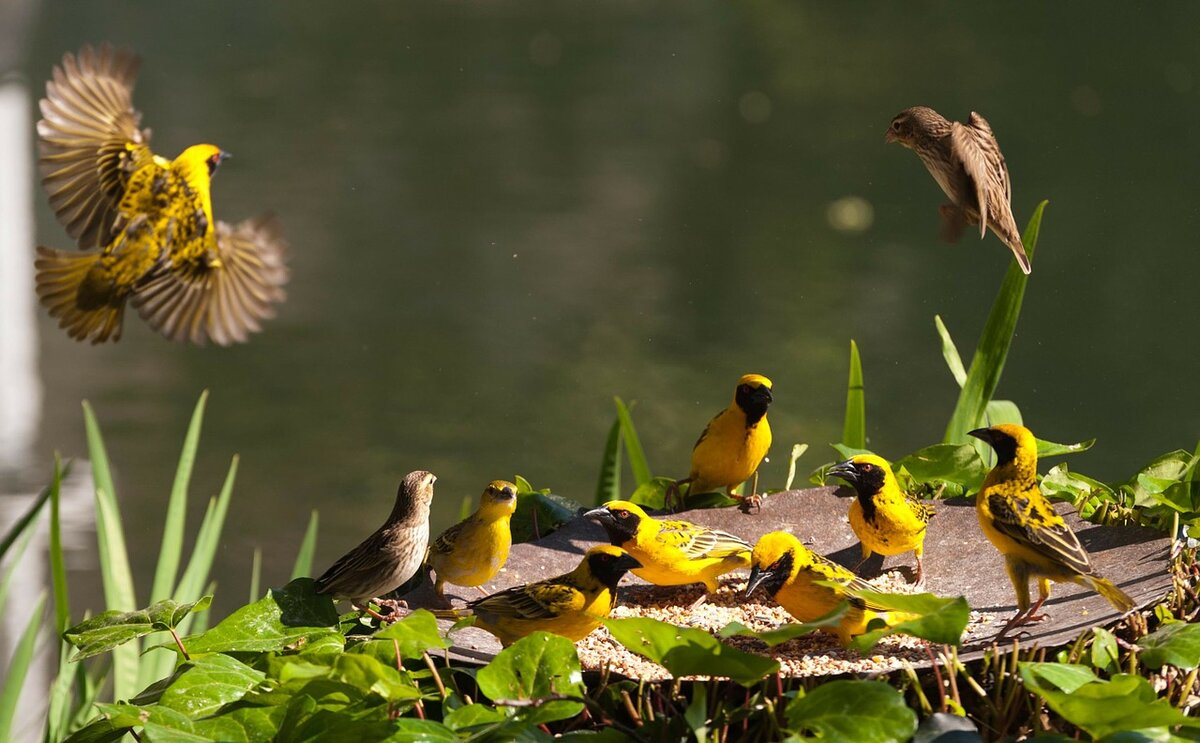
[2,3,1199,628]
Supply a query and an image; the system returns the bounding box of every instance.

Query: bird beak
[967,428,994,445]
[615,552,642,572]
[826,460,859,485]
[744,565,771,598]
[884,128,898,144]
[760,386,774,404]
[582,507,612,524]
[219,150,232,162]
[496,489,516,502]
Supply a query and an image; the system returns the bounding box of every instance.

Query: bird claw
[735,493,762,514]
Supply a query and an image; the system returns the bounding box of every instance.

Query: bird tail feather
[1083,575,1135,613]
[35,246,126,343]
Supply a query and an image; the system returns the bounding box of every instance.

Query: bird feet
[735,493,762,514]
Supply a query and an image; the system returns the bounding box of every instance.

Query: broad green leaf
[605,617,778,687]
[65,596,213,661]
[844,590,970,651]
[1090,627,1120,674]
[784,443,809,491]
[934,315,968,387]
[291,510,320,580]
[1139,622,1200,670]
[1036,437,1097,458]
[831,443,873,460]
[842,340,866,450]
[373,609,451,659]
[718,604,850,647]
[191,705,288,743]
[150,392,208,608]
[629,476,674,510]
[511,481,581,543]
[442,703,508,732]
[183,578,339,654]
[1020,662,1099,694]
[476,632,584,725]
[1123,451,1198,509]
[1019,664,1199,739]
[893,444,986,491]
[0,593,47,743]
[93,702,195,735]
[983,399,1023,427]
[158,654,266,719]
[944,201,1047,443]
[614,397,652,486]
[913,712,980,743]
[595,418,622,506]
[785,680,917,743]
[683,681,708,740]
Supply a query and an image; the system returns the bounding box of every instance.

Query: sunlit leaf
[158,654,266,719]
[893,444,986,492]
[605,617,778,687]
[784,444,809,491]
[0,593,46,743]
[65,596,213,661]
[511,480,581,543]
[291,511,320,580]
[629,477,674,510]
[595,418,622,506]
[183,578,339,654]
[718,604,850,647]
[1139,622,1200,671]
[844,590,969,651]
[475,632,585,725]
[373,609,451,659]
[614,397,652,486]
[1090,627,1119,675]
[843,340,866,450]
[785,680,916,742]
[1036,438,1096,458]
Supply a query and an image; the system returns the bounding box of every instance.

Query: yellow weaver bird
[439,546,641,647]
[35,44,288,345]
[675,373,774,510]
[427,480,518,602]
[745,531,914,646]
[969,424,1135,639]
[584,500,750,601]
[828,455,934,584]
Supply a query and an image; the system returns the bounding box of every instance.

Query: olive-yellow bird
[427,480,518,601]
[969,424,1134,638]
[584,500,750,596]
[745,531,914,646]
[442,545,641,647]
[678,373,773,509]
[35,43,288,345]
[828,455,934,584]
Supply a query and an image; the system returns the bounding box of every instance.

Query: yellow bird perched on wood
[745,531,914,646]
[438,545,641,647]
[969,424,1134,639]
[35,43,288,345]
[675,373,773,511]
[584,500,750,601]
[427,480,518,602]
[827,454,934,584]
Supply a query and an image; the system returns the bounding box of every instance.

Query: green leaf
[93,702,196,735]
[595,418,622,506]
[614,397,652,486]
[842,340,866,450]
[0,476,51,563]
[47,459,78,743]
[1139,622,1200,670]
[183,578,339,654]
[443,703,509,732]
[511,480,581,543]
[784,443,809,491]
[150,391,208,608]
[934,315,969,388]
[1090,627,1120,675]
[718,604,850,647]
[475,632,585,725]
[605,617,779,687]
[173,455,238,626]
[893,444,987,492]
[1036,437,1096,458]
[629,476,674,510]
[373,609,452,659]
[785,679,917,742]
[1021,662,1099,693]
[49,456,72,631]
[64,596,212,661]
[844,591,970,651]
[0,593,47,743]
[249,548,263,603]
[1019,664,1200,739]
[944,201,1047,444]
[191,705,288,743]
[291,511,320,580]
[982,399,1023,428]
[158,654,266,719]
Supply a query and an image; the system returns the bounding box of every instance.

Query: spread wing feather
[988,493,1092,575]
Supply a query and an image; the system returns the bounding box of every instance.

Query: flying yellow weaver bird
[34,44,288,345]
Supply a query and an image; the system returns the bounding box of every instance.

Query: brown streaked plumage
[315,471,436,606]
[886,106,1031,275]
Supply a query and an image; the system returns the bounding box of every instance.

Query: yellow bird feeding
[827,455,934,584]
[442,545,641,647]
[745,531,914,646]
[427,480,518,601]
[678,373,774,510]
[969,424,1135,638]
[584,500,750,596]
[35,44,288,345]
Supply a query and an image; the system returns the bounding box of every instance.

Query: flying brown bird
[315,471,436,608]
[886,106,1031,275]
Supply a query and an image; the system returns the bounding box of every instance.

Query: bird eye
[860,463,873,472]
[615,510,629,520]
[892,120,902,131]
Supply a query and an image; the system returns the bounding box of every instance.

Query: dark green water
[18,3,1200,610]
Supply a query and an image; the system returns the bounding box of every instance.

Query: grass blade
[0,475,54,561]
[842,340,866,449]
[0,592,47,743]
[49,456,71,632]
[249,548,262,603]
[934,315,968,387]
[944,201,1047,443]
[172,455,238,639]
[594,418,622,505]
[614,397,652,486]
[0,498,41,629]
[149,391,208,606]
[290,510,319,580]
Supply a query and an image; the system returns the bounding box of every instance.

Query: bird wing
[987,493,1092,575]
[38,43,153,249]
[131,215,289,345]
[691,413,719,451]
[950,113,1010,240]
[658,520,750,560]
[906,495,935,524]
[809,552,891,612]
[470,579,581,620]
[431,520,466,557]
[315,535,393,594]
